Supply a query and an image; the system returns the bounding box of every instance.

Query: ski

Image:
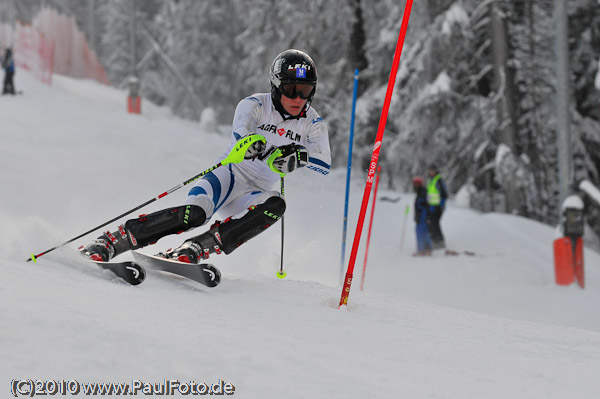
[88,259,146,285]
[132,252,221,287]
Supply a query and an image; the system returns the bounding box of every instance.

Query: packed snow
[2,71,600,398]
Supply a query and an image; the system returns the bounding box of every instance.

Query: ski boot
[162,222,223,263]
[80,205,207,262]
[79,229,130,262]
[79,237,114,262]
[164,196,286,264]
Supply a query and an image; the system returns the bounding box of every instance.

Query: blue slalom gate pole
[340,69,360,285]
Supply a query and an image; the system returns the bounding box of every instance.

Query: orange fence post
[128,96,141,114]
[553,237,574,285]
[127,76,141,114]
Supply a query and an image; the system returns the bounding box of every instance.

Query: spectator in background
[2,48,16,95]
[427,164,447,249]
[413,176,432,256]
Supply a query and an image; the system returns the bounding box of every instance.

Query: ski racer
[81,49,331,264]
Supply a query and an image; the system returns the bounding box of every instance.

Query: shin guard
[124,205,206,249]
[191,196,286,256]
[98,205,206,260]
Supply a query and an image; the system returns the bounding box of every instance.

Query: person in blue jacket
[413,176,432,256]
[2,48,16,95]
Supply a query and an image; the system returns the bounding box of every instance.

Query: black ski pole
[27,134,267,263]
[277,177,286,278]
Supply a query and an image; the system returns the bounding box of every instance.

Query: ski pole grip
[222,134,266,165]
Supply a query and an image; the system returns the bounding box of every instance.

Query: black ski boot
[80,205,206,261]
[162,220,224,263]
[79,237,114,262]
[79,229,132,262]
[164,196,286,263]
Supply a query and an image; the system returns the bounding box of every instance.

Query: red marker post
[339,0,413,308]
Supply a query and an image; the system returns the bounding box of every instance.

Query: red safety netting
[15,21,55,85]
[33,8,108,85]
[0,7,108,86]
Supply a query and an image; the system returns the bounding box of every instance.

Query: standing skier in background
[412,176,432,256]
[81,49,331,264]
[427,164,447,249]
[2,48,16,95]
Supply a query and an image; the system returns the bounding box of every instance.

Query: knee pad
[124,205,206,248]
[260,195,286,218]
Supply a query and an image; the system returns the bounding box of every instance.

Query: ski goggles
[280,82,315,100]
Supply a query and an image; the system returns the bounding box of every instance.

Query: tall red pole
[360,166,382,291]
[339,0,413,308]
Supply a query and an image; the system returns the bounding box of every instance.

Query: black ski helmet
[270,49,318,106]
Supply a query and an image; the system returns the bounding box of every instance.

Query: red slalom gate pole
[360,166,382,291]
[339,0,413,308]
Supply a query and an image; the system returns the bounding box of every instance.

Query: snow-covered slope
[2,72,600,398]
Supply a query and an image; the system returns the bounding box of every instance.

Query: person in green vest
[427,164,447,249]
